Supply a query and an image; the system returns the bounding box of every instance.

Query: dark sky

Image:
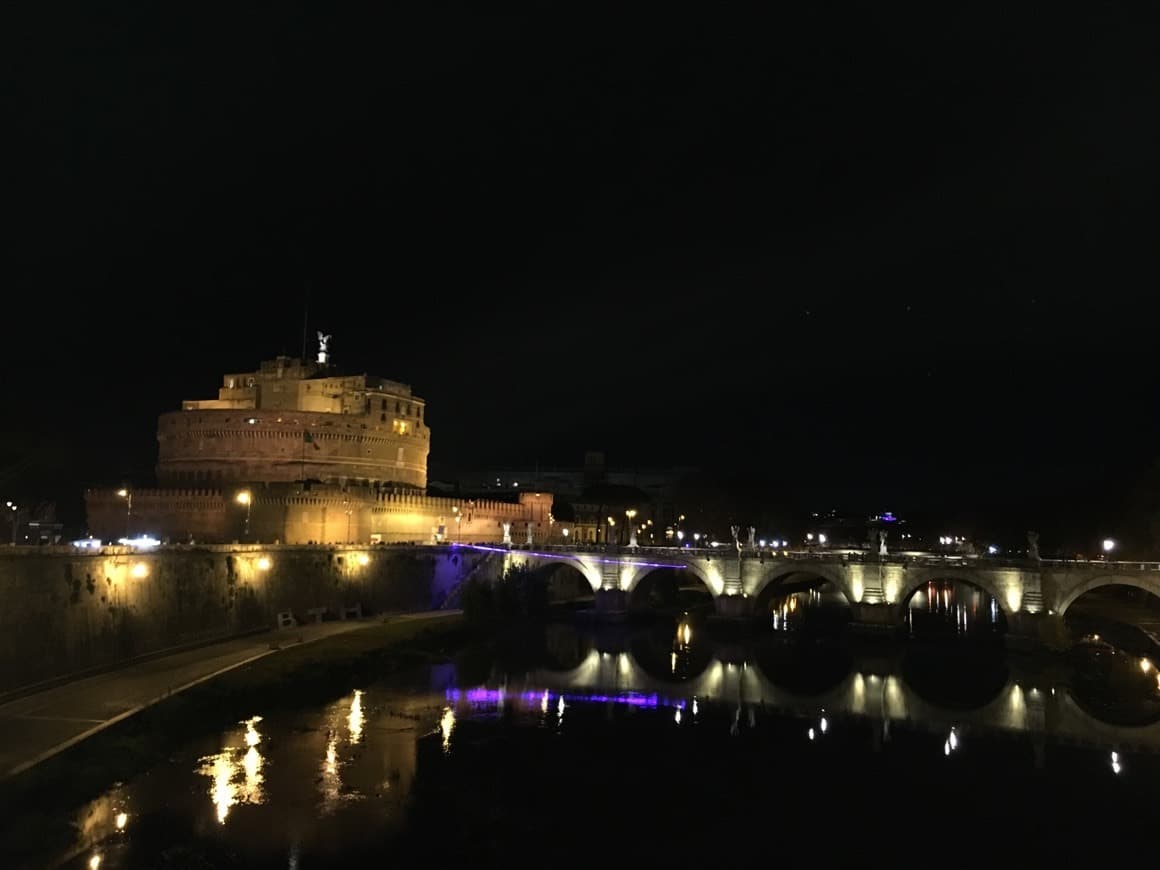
[5,7,1159,543]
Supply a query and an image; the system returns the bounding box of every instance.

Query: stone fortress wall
[85,486,553,547]
[0,544,492,694]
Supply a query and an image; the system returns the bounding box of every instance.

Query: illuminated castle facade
[85,341,551,545]
[156,354,430,490]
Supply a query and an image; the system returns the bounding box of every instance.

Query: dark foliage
[461,564,549,626]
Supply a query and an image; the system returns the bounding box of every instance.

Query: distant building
[808,509,915,550]
[4,500,63,545]
[438,451,697,546]
[85,341,550,545]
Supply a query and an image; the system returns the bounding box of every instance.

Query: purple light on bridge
[445,687,673,710]
[453,543,688,570]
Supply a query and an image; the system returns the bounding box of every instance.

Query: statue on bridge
[502,522,512,547]
[747,526,756,551]
[731,525,741,556]
[1027,531,1041,563]
[878,530,888,557]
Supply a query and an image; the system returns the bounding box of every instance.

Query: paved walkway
[0,612,457,779]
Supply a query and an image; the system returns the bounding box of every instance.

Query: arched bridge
[459,543,1160,637]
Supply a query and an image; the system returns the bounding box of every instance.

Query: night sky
[5,7,1159,546]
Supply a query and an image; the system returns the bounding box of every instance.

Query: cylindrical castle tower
[155,354,429,489]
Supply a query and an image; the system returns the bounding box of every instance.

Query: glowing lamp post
[1102,538,1116,560]
[235,490,252,541]
[5,501,16,545]
[626,509,638,548]
[116,488,132,537]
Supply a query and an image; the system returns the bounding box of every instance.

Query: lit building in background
[84,341,551,545]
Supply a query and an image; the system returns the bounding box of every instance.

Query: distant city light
[72,537,102,549]
[118,535,160,549]
[1102,538,1116,553]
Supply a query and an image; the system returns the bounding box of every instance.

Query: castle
[84,338,551,544]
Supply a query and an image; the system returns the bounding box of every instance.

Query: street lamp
[1102,538,1116,560]
[116,488,132,538]
[606,516,615,547]
[235,490,252,541]
[5,501,16,546]
[562,527,570,544]
[625,509,638,548]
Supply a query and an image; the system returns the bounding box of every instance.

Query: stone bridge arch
[1055,573,1160,617]
[749,563,852,607]
[622,560,722,600]
[502,551,604,594]
[896,567,1014,617]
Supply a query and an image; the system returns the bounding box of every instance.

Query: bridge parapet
[462,544,1160,638]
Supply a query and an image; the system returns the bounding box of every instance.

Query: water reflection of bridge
[456,644,1160,755]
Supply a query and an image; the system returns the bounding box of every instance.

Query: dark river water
[9,600,1160,867]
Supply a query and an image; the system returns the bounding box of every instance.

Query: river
[6,605,1160,867]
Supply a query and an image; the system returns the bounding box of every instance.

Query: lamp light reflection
[440,707,455,753]
[348,691,364,743]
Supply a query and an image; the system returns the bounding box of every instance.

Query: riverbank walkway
[0,611,458,779]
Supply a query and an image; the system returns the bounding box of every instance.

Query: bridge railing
[528,544,1160,572]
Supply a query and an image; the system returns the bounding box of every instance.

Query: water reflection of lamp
[440,706,455,753]
[348,690,364,743]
